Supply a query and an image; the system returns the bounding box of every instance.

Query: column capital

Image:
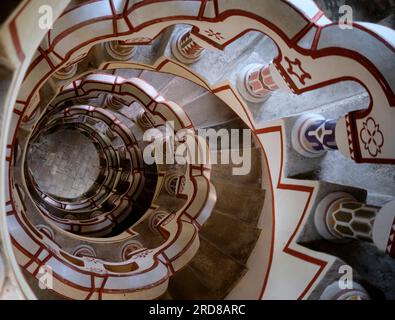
[164,173,184,195]
[292,113,338,158]
[53,63,78,80]
[104,94,124,110]
[171,29,205,64]
[135,110,153,129]
[121,240,144,261]
[104,40,135,61]
[315,192,360,241]
[73,245,97,258]
[148,210,170,234]
[315,192,395,259]
[237,63,280,103]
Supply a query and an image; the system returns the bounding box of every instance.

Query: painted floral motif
[205,28,224,40]
[360,117,384,157]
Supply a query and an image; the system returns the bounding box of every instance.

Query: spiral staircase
[0,0,394,300]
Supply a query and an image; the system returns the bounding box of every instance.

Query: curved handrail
[9,72,216,298]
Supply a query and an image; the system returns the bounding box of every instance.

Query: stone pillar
[171,29,205,64]
[36,224,55,240]
[53,63,78,80]
[135,110,152,129]
[105,126,117,141]
[164,173,183,195]
[315,193,395,258]
[320,281,370,300]
[104,94,124,110]
[148,211,169,234]
[292,113,338,158]
[121,240,144,261]
[237,63,280,103]
[105,40,135,60]
[73,245,96,258]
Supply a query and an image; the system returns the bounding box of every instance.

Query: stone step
[138,68,239,130]
[200,209,261,264]
[139,69,175,92]
[127,31,166,66]
[114,68,143,80]
[188,237,247,299]
[160,75,208,107]
[157,24,368,127]
[183,91,238,128]
[143,164,158,176]
[168,265,220,299]
[211,147,262,186]
[131,218,165,249]
[116,101,144,122]
[151,25,175,62]
[162,25,273,86]
[135,179,156,206]
[202,118,250,151]
[212,179,265,225]
[153,192,186,212]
